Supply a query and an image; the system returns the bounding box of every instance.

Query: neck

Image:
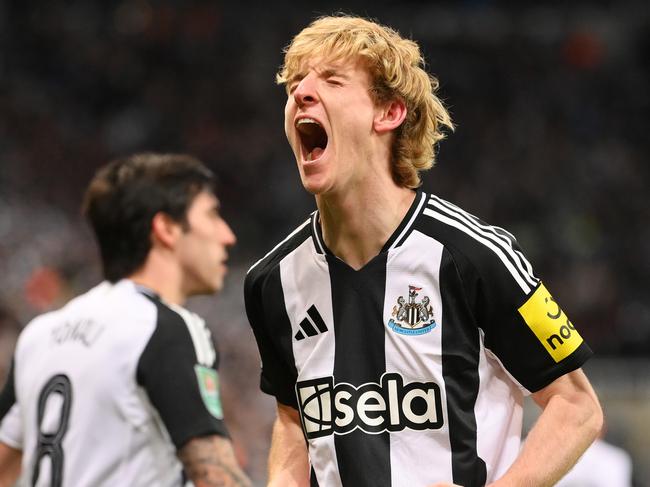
[127,253,187,305]
[316,182,415,270]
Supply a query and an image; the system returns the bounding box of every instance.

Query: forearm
[0,442,21,487]
[268,403,310,487]
[178,435,251,487]
[490,373,603,487]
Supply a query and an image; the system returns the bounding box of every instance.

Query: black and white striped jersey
[244,190,592,487]
[0,279,228,487]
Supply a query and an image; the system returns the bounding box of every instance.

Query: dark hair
[82,153,215,282]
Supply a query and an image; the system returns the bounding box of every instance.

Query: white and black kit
[245,190,592,487]
[0,280,228,487]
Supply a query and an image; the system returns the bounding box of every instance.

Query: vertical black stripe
[307,305,328,333]
[310,466,320,487]
[440,249,486,486]
[329,255,391,487]
[245,264,301,407]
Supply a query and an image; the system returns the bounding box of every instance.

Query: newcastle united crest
[388,285,436,335]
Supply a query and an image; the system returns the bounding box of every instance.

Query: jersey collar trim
[310,189,426,256]
[385,190,427,251]
[132,282,161,300]
[310,210,326,255]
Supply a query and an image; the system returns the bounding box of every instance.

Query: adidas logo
[294,305,328,341]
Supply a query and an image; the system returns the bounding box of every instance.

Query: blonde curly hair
[277,15,454,188]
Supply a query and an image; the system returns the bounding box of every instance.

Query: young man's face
[284,56,383,196]
[175,191,236,296]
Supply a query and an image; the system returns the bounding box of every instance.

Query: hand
[428,484,463,487]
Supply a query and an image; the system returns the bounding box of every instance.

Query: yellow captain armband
[518,283,583,363]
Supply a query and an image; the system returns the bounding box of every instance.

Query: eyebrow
[288,73,305,85]
[288,65,350,85]
[320,68,349,79]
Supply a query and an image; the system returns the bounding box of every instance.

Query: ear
[151,212,182,249]
[373,98,407,134]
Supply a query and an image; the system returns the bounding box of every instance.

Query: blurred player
[244,15,603,487]
[0,153,251,487]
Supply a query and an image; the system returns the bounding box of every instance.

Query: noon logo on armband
[295,373,443,439]
[518,283,583,362]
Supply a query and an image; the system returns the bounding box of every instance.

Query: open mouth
[296,118,328,162]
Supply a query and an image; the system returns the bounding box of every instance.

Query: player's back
[4,280,184,486]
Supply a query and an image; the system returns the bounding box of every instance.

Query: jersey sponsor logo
[294,305,329,341]
[296,373,443,439]
[194,365,223,419]
[518,283,583,362]
[388,285,437,335]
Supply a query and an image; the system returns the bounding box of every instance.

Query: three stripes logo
[294,305,328,341]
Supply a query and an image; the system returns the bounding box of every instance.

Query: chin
[189,280,222,297]
[300,174,333,196]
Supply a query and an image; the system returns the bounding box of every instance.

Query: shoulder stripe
[423,206,534,294]
[427,196,538,288]
[389,191,427,251]
[430,195,537,286]
[169,304,216,366]
[247,217,311,274]
[429,195,539,288]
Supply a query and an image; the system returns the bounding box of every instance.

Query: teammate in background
[0,154,251,487]
[244,15,603,487]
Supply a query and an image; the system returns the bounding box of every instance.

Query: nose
[220,219,237,247]
[293,74,318,107]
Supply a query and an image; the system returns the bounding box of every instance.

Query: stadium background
[0,1,648,485]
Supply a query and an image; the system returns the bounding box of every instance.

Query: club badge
[388,285,436,335]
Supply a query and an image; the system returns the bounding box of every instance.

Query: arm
[178,435,251,487]
[489,369,603,487]
[268,402,310,487]
[0,442,21,487]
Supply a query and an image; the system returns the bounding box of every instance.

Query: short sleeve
[137,299,228,449]
[244,269,299,408]
[463,234,593,392]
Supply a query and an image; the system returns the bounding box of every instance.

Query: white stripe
[281,239,342,486]
[491,225,536,281]
[475,329,527,482]
[388,191,427,251]
[423,207,532,293]
[170,304,216,366]
[311,211,326,254]
[427,196,537,287]
[384,230,453,485]
[247,217,311,273]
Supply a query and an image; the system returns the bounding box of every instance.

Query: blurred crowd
[1,1,649,484]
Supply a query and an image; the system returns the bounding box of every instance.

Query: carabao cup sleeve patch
[194,365,224,419]
[518,283,584,363]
